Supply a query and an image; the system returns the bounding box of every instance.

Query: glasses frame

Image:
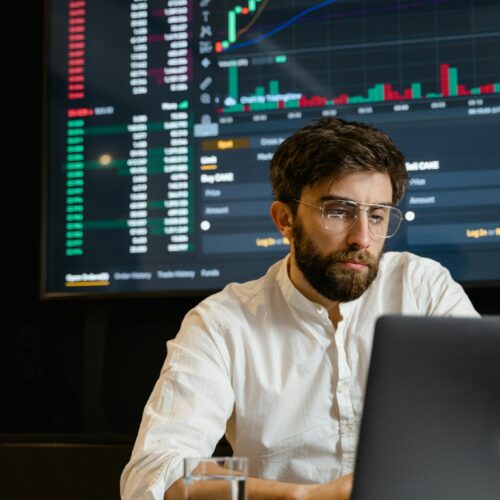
[292,198,403,239]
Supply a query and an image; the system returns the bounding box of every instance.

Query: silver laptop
[351,314,500,500]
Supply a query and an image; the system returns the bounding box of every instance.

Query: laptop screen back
[351,315,500,500]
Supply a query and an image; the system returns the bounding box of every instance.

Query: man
[120,117,479,499]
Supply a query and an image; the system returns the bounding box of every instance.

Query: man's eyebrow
[318,194,394,206]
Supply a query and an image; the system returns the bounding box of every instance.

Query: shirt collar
[276,254,362,322]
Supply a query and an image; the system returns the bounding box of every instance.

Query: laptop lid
[351,314,500,500]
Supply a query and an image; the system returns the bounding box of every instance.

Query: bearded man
[121,117,479,500]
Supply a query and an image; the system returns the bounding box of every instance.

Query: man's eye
[368,209,387,224]
[368,215,384,224]
[325,207,351,218]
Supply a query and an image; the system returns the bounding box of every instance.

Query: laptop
[351,314,500,500]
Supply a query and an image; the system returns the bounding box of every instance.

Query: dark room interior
[2,3,499,500]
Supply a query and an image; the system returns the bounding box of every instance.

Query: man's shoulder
[380,250,449,275]
[174,257,288,350]
[196,257,286,314]
[377,251,478,316]
[378,250,464,299]
[375,250,454,297]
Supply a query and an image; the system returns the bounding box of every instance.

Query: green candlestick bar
[412,83,422,99]
[285,100,300,108]
[229,66,238,101]
[224,103,245,112]
[221,61,500,113]
[449,67,458,96]
[218,0,264,51]
[269,80,279,94]
[228,10,236,43]
[249,102,279,110]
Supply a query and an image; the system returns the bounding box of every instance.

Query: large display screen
[42,0,500,297]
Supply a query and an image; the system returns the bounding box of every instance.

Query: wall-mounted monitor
[42,0,500,298]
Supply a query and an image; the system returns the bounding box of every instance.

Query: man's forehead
[307,171,392,194]
[296,173,393,208]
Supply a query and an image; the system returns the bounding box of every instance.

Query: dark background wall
[1,3,208,441]
[1,5,211,498]
[1,4,499,499]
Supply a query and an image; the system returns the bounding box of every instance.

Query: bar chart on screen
[43,0,500,297]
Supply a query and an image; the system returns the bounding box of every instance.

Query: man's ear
[270,201,294,240]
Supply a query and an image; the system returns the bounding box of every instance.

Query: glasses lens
[322,201,357,233]
[369,206,403,238]
[322,201,403,238]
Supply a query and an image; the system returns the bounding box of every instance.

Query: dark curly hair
[270,117,408,210]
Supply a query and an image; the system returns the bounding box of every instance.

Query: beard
[292,220,382,303]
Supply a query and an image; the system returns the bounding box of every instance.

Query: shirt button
[341,423,353,433]
[338,380,349,392]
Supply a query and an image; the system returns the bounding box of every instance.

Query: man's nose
[346,210,371,249]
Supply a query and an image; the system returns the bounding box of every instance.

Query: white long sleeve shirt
[120,251,479,500]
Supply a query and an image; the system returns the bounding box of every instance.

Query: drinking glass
[183,456,249,500]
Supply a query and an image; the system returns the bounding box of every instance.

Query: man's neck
[287,255,343,328]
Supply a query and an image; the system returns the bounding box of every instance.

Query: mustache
[326,249,379,267]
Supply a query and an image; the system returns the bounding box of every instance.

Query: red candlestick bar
[440,63,450,96]
[457,84,470,96]
[479,83,495,94]
[333,93,349,105]
[299,95,327,107]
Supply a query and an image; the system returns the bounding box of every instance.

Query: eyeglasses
[292,198,403,239]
